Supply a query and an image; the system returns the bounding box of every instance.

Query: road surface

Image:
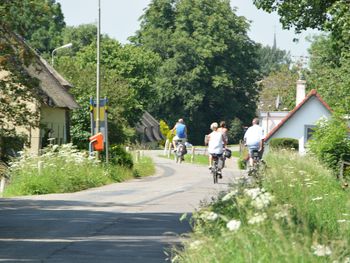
[0,151,242,262]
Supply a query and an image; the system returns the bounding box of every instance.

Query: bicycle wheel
[212,167,218,184]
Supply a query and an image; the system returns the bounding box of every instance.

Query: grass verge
[4,145,155,197]
[173,151,350,262]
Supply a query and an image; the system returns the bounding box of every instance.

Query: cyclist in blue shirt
[171,118,187,151]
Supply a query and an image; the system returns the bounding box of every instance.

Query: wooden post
[191,146,195,163]
[0,177,5,197]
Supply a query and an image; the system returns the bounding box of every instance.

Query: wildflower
[226,219,241,232]
[312,244,332,256]
[311,197,323,201]
[189,240,203,250]
[274,210,289,220]
[337,219,348,223]
[201,211,218,221]
[222,190,238,201]
[244,188,262,200]
[289,184,294,187]
[304,178,311,182]
[248,213,267,225]
[251,192,274,210]
[299,170,306,175]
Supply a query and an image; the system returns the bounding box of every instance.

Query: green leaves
[134,0,260,143]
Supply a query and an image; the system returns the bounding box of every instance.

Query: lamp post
[96,0,101,135]
[51,43,73,67]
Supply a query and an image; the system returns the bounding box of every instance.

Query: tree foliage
[307,35,350,112]
[133,0,259,144]
[256,44,291,77]
[309,114,350,174]
[56,36,161,147]
[258,65,299,111]
[0,0,65,54]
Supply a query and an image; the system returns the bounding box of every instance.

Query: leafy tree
[258,65,299,111]
[61,24,97,55]
[133,0,259,144]
[307,35,350,112]
[56,37,161,147]
[1,0,65,54]
[256,44,291,76]
[309,114,350,174]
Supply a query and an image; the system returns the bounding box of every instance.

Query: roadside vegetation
[173,151,350,262]
[4,144,154,197]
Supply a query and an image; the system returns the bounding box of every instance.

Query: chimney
[296,79,306,106]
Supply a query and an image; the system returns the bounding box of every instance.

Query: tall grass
[174,151,350,263]
[4,144,154,197]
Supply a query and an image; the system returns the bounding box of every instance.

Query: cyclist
[207,122,226,177]
[243,118,264,167]
[171,118,187,151]
[217,121,228,145]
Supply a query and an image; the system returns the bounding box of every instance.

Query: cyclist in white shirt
[207,122,226,170]
[243,118,264,167]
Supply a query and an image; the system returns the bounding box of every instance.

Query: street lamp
[51,43,73,67]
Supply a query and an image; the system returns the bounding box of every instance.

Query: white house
[263,87,332,154]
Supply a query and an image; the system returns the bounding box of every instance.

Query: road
[0,151,242,262]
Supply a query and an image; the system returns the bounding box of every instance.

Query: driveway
[0,151,242,262]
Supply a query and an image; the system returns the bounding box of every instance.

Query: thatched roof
[136,112,164,143]
[26,54,79,110]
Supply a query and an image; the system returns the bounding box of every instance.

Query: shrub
[269,137,299,151]
[109,145,133,168]
[309,114,350,174]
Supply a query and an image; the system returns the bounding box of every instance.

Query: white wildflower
[342,213,349,216]
[248,213,267,225]
[337,219,348,223]
[344,257,350,263]
[312,197,323,201]
[274,210,289,220]
[189,240,204,250]
[312,244,332,257]
[304,178,311,182]
[201,211,218,221]
[289,184,294,187]
[222,190,238,201]
[226,219,241,232]
[244,188,262,200]
[251,192,274,210]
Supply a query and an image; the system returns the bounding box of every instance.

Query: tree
[256,44,291,77]
[253,0,350,56]
[61,24,97,55]
[307,35,350,112]
[1,0,65,54]
[258,65,299,111]
[133,0,260,144]
[56,37,161,147]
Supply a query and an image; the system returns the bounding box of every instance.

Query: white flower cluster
[248,212,267,225]
[311,196,323,201]
[244,187,274,210]
[226,219,241,232]
[201,211,218,221]
[189,240,204,250]
[312,244,332,257]
[9,144,97,172]
[222,189,238,201]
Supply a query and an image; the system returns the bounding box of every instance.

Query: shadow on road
[0,199,191,263]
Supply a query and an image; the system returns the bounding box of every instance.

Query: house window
[304,125,316,144]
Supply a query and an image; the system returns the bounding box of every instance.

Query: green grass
[174,151,350,262]
[133,156,155,178]
[4,145,155,197]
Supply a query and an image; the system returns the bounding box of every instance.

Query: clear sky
[56,0,318,58]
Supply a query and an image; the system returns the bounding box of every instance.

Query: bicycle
[174,141,187,163]
[210,154,224,184]
[247,149,265,179]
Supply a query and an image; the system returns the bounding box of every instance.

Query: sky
[56,0,319,58]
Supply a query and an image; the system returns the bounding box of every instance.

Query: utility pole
[96,0,101,135]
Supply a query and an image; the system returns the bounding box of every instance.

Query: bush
[109,145,133,168]
[309,114,350,173]
[269,137,299,151]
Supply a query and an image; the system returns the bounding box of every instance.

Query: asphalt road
[0,151,242,263]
